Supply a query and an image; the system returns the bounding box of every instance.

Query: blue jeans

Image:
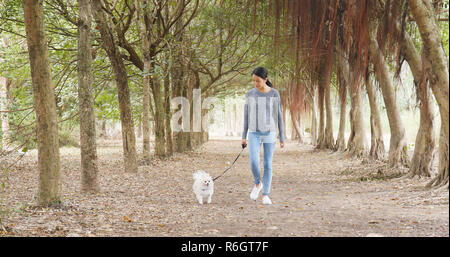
[248,130,275,196]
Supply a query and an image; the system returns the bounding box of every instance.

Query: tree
[315,1,338,150]
[91,0,137,173]
[78,0,100,192]
[399,24,435,178]
[408,0,449,188]
[346,65,368,157]
[23,0,61,206]
[315,46,336,150]
[135,0,152,162]
[0,77,11,150]
[365,75,385,160]
[334,43,348,152]
[369,30,408,167]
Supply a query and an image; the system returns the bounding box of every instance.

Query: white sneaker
[262,195,272,205]
[250,184,263,200]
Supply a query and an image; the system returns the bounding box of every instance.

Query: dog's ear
[193,171,202,180]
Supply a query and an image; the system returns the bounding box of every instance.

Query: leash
[213,143,247,181]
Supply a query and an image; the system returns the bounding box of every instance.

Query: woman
[242,67,285,205]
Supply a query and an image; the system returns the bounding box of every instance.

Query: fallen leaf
[123,216,133,222]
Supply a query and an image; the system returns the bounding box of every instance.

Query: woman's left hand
[280,142,284,148]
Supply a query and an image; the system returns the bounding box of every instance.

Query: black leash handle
[213,143,247,181]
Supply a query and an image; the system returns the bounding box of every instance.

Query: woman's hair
[252,66,273,87]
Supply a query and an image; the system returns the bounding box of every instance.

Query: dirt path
[1,139,448,237]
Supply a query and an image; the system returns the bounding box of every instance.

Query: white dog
[192,170,214,204]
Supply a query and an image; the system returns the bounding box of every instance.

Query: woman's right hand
[241,139,247,149]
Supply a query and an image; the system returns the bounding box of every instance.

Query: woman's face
[252,74,267,90]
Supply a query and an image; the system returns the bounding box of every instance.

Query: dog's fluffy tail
[193,170,206,180]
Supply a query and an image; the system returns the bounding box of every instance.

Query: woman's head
[252,66,273,89]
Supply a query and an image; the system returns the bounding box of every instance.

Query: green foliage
[94,85,121,121]
[439,6,449,58]
[0,0,447,152]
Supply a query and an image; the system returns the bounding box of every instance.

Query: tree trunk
[347,70,367,157]
[171,6,185,153]
[409,0,449,188]
[290,109,304,143]
[23,0,61,206]
[136,0,151,162]
[185,71,194,150]
[202,121,209,142]
[334,57,347,151]
[77,0,99,193]
[191,71,202,148]
[369,36,408,168]
[365,77,385,160]
[151,71,166,157]
[400,28,435,178]
[0,77,11,150]
[290,113,297,140]
[410,82,435,178]
[101,120,107,138]
[310,87,318,146]
[91,0,137,173]
[317,49,335,149]
[183,75,191,149]
[164,52,173,156]
[281,91,288,141]
[427,127,449,187]
[137,121,142,138]
[324,74,335,148]
[317,80,325,148]
[298,112,305,143]
[172,77,184,153]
